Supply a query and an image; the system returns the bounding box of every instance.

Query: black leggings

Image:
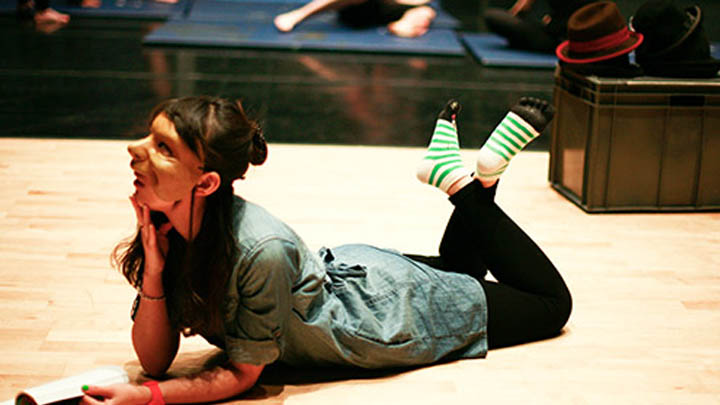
[406,180,572,349]
[338,0,416,28]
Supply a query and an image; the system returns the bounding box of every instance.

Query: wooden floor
[1,138,719,404]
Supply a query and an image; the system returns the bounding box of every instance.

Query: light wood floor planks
[1,138,719,404]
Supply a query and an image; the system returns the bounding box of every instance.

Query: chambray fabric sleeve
[224,238,298,366]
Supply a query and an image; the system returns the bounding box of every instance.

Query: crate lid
[555,66,720,94]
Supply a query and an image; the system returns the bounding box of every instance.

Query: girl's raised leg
[416,98,571,348]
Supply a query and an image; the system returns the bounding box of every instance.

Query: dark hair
[112,96,267,337]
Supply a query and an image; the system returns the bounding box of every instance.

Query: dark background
[2,0,718,149]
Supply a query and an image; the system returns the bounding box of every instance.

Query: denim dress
[213,196,488,369]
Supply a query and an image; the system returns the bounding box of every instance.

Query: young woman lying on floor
[80,94,571,404]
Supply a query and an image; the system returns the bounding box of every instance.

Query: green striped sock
[416,118,471,193]
[476,111,539,183]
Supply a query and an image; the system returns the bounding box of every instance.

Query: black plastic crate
[549,67,720,212]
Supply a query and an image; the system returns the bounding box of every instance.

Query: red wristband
[142,381,165,405]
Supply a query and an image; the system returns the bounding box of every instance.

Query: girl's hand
[80,383,150,405]
[130,196,172,277]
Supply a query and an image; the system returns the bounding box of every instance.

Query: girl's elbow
[140,359,172,378]
[231,362,265,392]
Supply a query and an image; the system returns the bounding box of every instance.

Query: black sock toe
[438,99,461,122]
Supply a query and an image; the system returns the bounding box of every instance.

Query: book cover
[2,366,129,405]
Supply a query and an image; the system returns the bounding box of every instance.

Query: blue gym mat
[460,33,557,68]
[145,0,463,55]
[52,0,190,19]
[171,0,459,30]
[144,20,465,55]
[169,1,300,23]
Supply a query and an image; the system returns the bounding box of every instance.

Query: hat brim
[560,61,643,78]
[556,32,644,64]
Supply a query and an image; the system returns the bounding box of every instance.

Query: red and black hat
[556,1,643,64]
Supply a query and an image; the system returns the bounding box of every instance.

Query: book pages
[13,366,129,405]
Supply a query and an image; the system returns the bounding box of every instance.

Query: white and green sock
[476,111,539,183]
[416,118,471,193]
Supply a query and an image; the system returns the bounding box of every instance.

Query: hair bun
[249,130,268,166]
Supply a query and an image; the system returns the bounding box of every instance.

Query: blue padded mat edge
[171,0,459,30]
[460,32,557,68]
[143,21,465,55]
[463,33,720,70]
[50,0,190,19]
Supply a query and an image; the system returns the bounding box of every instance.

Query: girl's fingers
[135,202,153,248]
[79,395,103,405]
[82,385,112,397]
[158,222,173,236]
[128,199,167,273]
[80,385,108,405]
[156,223,171,258]
[146,221,157,248]
[142,203,151,228]
[129,196,143,224]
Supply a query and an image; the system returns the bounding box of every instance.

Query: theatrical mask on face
[129,114,203,202]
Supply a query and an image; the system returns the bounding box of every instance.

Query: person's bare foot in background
[387,6,435,38]
[81,0,101,8]
[34,7,70,24]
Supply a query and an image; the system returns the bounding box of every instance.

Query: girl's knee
[552,286,573,332]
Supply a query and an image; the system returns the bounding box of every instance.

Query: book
[2,366,129,405]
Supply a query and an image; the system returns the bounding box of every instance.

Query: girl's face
[128,114,204,209]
